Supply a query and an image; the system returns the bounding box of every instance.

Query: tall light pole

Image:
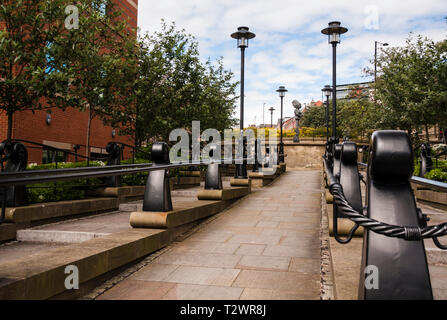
[231,26,255,179]
[268,107,275,128]
[321,21,348,167]
[322,85,332,143]
[374,41,388,83]
[263,102,266,127]
[276,86,288,164]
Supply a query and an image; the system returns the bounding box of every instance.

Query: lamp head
[321,21,348,44]
[231,26,256,48]
[322,85,332,98]
[276,86,288,98]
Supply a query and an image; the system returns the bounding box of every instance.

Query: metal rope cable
[324,157,447,242]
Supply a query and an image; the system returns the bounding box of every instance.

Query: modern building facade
[335,81,373,100]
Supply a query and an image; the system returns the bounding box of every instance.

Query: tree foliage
[301,98,380,140]
[371,34,447,140]
[1,2,238,150]
[111,21,238,146]
[0,0,75,139]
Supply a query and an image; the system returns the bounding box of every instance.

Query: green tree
[338,98,380,140]
[0,0,75,139]
[55,0,139,156]
[371,34,447,141]
[301,104,326,128]
[111,21,238,146]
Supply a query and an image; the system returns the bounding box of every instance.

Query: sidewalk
[96,170,323,300]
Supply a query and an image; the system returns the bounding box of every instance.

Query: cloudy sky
[137,0,446,127]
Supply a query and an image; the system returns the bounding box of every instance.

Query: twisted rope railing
[324,157,447,244]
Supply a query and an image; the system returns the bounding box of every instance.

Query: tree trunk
[7,111,13,140]
[86,107,92,163]
[425,124,430,142]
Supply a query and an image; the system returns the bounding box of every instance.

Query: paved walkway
[97,170,323,300]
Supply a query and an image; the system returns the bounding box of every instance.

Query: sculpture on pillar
[292,100,302,143]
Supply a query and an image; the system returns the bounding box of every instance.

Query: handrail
[114,141,152,157]
[13,139,91,161]
[10,139,150,164]
[0,158,254,188]
[2,162,152,178]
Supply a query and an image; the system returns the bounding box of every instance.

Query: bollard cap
[369,130,413,183]
[341,142,357,164]
[152,142,170,165]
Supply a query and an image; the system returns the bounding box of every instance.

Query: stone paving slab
[96,170,324,300]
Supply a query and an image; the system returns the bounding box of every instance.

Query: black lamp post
[374,41,388,83]
[321,21,348,167]
[268,107,275,128]
[231,26,256,179]
[322,85,332,142]
[276,86,288,164]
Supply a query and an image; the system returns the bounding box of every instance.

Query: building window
[42,149,67,164]
[90,152,108,161]
[92,1,108,16]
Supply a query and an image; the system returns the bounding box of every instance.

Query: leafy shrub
[424,168,447,183]
[27,181,87,204]
[413,161,421,177]
[27,160,105,170]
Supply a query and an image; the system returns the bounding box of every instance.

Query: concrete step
[17,230,109,244]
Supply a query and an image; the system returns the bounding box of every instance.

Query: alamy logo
[65,5,79,30]
[364,265,379,290]
[364,5,380,30]
[64,265,79,290]
[168,121,279,173]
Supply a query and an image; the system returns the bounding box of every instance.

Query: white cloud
[138,0,447,126]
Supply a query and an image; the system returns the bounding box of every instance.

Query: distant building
[335,81,373,100]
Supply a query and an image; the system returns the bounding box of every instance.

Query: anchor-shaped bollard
[359,130,432,299]
[205,145,223,190]
[142,142,173,212]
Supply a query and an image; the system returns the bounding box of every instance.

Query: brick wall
[12,107,135,163]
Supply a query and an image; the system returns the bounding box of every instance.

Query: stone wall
[284,143,325,170]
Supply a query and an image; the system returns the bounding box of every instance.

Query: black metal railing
[0,151,262,223]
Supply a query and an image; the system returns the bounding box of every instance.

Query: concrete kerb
[320,171,336,300]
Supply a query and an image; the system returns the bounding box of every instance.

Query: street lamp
[268,107,275,128]
[231,26,256,179]
[374,41,388,83]
[276,85,288,164]
[321,21,348,168]
[322,85,332,142]
[263,102,266,128]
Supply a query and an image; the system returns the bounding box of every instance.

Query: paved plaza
[96,171,323,300]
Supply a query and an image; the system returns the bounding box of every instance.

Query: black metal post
[236,46,247,179]
[330,43,339,169]
[332,43,337,141]
[240,47,245,132]
[374,41,377,84]
[279,96,284,163]
[325,98,330,142]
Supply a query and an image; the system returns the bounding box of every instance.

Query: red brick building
[0,0,138,164]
